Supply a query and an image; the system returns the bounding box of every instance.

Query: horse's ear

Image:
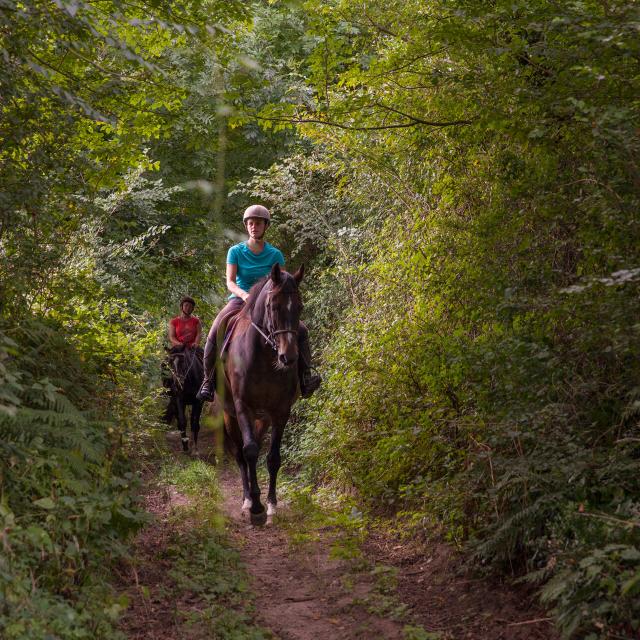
[293,264,304,284]
[271,262,282,284]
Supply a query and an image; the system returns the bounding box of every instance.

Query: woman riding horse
[166,296,204,452]
[197,205,321,402]
[222,262,306,523]
[168,295,202,351]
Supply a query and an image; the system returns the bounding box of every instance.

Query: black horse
[167,345,204,453]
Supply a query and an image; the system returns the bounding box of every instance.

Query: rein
[251,284,298,353]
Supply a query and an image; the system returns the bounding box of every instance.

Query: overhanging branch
[253,113,473,131]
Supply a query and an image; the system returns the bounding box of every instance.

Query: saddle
[220,310,243,358]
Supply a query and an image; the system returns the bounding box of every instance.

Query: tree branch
[360,12,400,39]
[366,51,446,80]
[372,101,471,126]
[26,49,168,119]
[253,113,473,131]
[62,40,168,90]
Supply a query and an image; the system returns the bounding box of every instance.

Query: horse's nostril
[279,354,289,366]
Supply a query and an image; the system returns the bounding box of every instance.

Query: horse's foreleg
[224,412,251,510]
[163,396,176,425]
[236,408,265,523]
[175,397,189,452]
[235,450,252,511]
[190,401,203,450]
[266,427,284,516]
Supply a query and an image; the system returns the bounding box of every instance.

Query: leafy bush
[0,319,148,639]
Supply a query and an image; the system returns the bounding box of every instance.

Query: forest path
[118,425,556,640]
[217,463,403,640]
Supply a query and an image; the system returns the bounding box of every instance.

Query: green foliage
[0,321,146,639]
[160,458,222,505]
[0,0,306,637]
[166,530,271,640]
[542,541,640,638]
[402,627,445,640]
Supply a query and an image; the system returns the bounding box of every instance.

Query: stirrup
[300,369,321,399]
[196,380,215,402]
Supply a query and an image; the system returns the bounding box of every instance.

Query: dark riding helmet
[180,295,196,307]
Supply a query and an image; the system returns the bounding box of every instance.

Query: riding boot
[298,323,321,398]
[197,334,217,401]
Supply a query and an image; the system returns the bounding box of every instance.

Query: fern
[0,320,144,639]
[474,493,561,569]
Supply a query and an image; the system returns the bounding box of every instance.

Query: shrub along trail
[117,426,557,640]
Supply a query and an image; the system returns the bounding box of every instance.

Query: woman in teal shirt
[198,205,321,401]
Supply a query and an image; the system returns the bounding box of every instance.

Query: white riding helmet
[243,204,271,224]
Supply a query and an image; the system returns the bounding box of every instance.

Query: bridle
[251,283,299,353]
[170,348,199,391]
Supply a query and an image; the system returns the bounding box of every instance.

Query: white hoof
[242,498,252,511]
[267,502,276,516]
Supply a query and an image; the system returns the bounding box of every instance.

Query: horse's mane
[238,271,299,319]
[239,277,270,318]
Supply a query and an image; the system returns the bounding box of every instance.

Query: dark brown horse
[222,263,304,525]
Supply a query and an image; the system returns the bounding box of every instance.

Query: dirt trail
[218,465,403,640]
[119,427,557,640]
[218,464,555,640]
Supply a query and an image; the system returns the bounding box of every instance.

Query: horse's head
[166,347,184,383]
[254,263,304,370]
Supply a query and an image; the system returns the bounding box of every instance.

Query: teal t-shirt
[226,242,285,298]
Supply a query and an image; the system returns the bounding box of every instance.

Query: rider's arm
[168,320,182,347]
[226,263,249,301]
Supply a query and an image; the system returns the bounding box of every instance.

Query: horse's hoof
[250,509,267,526]
[181,438,189,452]
[267,502,276,516]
